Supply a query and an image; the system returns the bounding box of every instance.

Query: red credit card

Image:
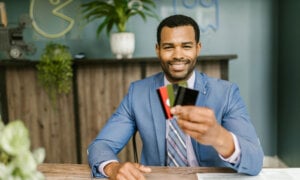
[157,86,172,119]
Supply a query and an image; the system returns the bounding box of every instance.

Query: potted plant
[81,0,158,59]
[36,42,73,106]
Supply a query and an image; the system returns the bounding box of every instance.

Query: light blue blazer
[88,71,264,177]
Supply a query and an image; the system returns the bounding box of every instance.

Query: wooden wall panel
[145,63,161,77]
[145,61,227,79]
[0,55,236,165]
[118,63,143,163]
[5,67,77,163]
[197,61,222,79]
[77,63,141,163]
[197,60,229,80]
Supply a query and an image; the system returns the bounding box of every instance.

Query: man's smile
[168,60,190,71]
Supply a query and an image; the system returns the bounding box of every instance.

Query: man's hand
[170,105,235,158]
[104,162,151,180]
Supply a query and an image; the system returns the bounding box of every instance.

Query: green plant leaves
[0,119,45,180]
[36,43,73,106]
[81,0,159,36]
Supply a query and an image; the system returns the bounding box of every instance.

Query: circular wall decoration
[29,0,75,38]
[9,46,22,59]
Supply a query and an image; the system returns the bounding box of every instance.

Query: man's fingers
[171,105,192,120]
[171,105,199,120]
[127,169,145,180]
[170,105,183,115]
[178,118,211,133]
[172,106,214,124]
[136,164,152,173]
[110,162,150,180]
[125,163,151,180]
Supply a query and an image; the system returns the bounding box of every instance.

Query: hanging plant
[36,42,73,105]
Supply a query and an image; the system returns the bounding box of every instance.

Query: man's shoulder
[132,72,163,86]
[196,72,233,86]
[195,72,238,94]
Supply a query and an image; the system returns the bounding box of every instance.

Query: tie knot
[172,84,179,96]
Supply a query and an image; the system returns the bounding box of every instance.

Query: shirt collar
[164,71,195,89]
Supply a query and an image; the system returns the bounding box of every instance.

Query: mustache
[168,58,190,65]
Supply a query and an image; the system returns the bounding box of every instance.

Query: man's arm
[219,132,241,164]
[170,83,264,175]
[88,84,138,177]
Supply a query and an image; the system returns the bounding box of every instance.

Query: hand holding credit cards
[157,82,199,119]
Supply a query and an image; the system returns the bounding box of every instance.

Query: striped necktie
[166,83,188,166]
[167,117,188,166]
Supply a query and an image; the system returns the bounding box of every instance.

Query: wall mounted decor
[30,0,75,38]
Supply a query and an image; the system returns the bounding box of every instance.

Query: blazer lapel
[193,72,209,163]
[149,73,166,165]
[194,72,209,107]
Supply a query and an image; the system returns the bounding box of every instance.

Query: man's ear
[197,42,202,56]
[155,44,160,57]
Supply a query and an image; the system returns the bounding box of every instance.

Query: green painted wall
[278,0,300,166]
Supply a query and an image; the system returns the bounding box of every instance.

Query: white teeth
[169,60,189,71]
[171,63,185,70]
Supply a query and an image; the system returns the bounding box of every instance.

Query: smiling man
[156,22,199,83]
[88,14,264,180]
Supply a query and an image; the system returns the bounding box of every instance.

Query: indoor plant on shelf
[81,0,158,59]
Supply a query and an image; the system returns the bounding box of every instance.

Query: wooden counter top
[0,54,237,67]
[38,163,236,180]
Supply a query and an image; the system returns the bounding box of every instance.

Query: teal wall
[0,0,278,157]
[278,0,300,166]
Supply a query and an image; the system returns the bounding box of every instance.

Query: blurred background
[0,0,299,167]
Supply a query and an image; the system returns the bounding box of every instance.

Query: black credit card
[174,86,199,106]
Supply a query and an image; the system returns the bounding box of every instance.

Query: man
[88,14,264,179]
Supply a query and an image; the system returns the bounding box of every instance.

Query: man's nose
[172,47,184,59]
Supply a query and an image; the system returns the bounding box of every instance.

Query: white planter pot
[110,32,135,59]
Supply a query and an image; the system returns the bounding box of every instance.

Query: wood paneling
[76,63,142,163]
[197,60,228,80]
[0,55,237,164]
[5,66,77,163]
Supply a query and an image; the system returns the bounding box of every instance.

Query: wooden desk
[38,163,236,180]
[38,163,300,179]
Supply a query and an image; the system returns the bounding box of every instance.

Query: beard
[160,58,196,83]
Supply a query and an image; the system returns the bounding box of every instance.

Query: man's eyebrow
[160,42,174,46]
[182,42,194,45]
[161,42,194,46]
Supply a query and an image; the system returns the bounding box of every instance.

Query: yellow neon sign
[30,0,74,38]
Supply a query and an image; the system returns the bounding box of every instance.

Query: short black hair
[156,14,200,44]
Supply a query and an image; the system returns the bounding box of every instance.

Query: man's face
[156,25,201,83]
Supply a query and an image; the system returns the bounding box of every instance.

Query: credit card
[174,86,199,106]
[157,86,172,119]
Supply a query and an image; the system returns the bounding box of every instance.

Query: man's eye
[183,46,192,49]
[163,46,173,49]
